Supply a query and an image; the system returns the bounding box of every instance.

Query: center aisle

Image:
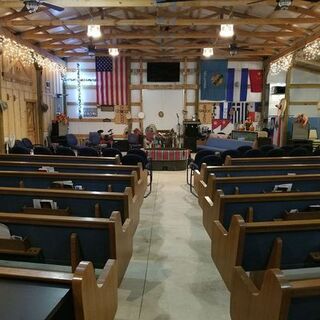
[115,171,230,320]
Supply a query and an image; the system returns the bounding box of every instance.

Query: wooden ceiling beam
[287,6,320,18]
[43,43,278,50]
[0,0,293,9]
[267,29,320,63]
[3,17,319,27]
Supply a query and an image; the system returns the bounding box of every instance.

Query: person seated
[97,130,106,144]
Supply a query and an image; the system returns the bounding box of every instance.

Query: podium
[183,120,200,152]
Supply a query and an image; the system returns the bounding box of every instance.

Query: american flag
[95,56,128,106]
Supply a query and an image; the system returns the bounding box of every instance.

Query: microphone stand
[176,114,181,148]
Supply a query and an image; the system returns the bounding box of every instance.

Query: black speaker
[183,121,200,152]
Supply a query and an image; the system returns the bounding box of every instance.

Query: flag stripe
[240,68,249,101]
[226,68,235,102]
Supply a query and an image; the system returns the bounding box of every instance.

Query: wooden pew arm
[230,267,290,320]
[212,215,246,290]
[73,260,118,320]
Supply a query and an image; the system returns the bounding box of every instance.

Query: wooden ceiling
[0,0,319,61]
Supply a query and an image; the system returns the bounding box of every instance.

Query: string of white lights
[303,39,320,61]
[0,35,66,75]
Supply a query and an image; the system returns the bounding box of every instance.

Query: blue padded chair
[66,134,81,150]
[55,146,76,156]
[244,149,263,158]
[280,145,294,156]
[14,140,27,149]
[289,147,308,157]
[21,138,34,149]
[127,149,153,197]
[87,132,100,147]
[237,145,252,156]
[78,147,99,157]
[33,146,52,155]
[128,133,142,149]
[101,147,122,160]
[267,148,285,157]
[9,146,30,154]
[221,149,241,164]
[259,145,274,155]
[189,154,222,197]
[299,144,313,155]
[187,150,215,186]
[122,154,152,197]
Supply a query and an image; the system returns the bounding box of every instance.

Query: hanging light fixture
[220,24,234,38]
[87,25,101,38]
[202,47,214,58]
[277,0,293,10]
[24,0,39,13]
[109,48,119,57]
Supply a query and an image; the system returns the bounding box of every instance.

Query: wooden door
[26,101,39,144]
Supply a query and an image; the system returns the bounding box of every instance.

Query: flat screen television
[147,62,180,82]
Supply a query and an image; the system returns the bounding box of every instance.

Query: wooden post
[183,57,188,120]
[0,51,5,153]
[283,66,292,146]
[195,58,200,118]
[261,59,270,129]
[139,58,143,132]
[34,63,44,144]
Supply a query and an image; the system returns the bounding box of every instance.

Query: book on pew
[38,166,56,173]
[273,183,293,192]
[0,224,10,239]
[51,180,74,189]
[33,199,58,210]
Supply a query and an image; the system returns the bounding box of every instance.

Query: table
[0,278,72,320]
[146,148,190,171]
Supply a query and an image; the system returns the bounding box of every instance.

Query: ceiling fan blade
[41,2,64,11]
[20,5,29,12]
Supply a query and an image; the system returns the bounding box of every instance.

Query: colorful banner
[200,60,228,101]
[249,70,263,93]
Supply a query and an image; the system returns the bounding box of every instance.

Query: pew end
[230,267,287,320]
[212,215,246,290]
[203,189,224,238]
[110,211,133,284]
[73,260,118,320]
[194,163,207,195]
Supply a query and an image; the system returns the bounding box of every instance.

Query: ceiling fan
[228,36,255,56]
[248,0,319,10]
[21,0,64,13]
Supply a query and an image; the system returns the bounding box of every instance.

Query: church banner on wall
[114,105,130,124]
[200,60,228,101]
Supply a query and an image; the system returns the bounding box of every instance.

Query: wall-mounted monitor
[147,62,180,82]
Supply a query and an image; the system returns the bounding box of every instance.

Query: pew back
[224,155,320,166]
[0,153,120,165]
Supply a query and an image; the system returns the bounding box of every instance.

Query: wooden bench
[199,173,320,209]
[231,267,320,320]
[224,154,320,166]
[195,163,320,197]
[203,190,320,238]
[0,186,140,232]
[212,214,320,290]
[0,170,144,210]
[0,160,146,182]
[0,261,117,320]
[0,211,131,284]
[0,153,121,165]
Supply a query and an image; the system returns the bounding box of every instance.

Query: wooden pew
[224,154,320,166]
[0,170,144,210]
[0,186,140,232]
[0,211,132,284]
[195,163,320,197]
[199,173,320,209]
[203,190,320,238]
[0,261,118,320]
[0,160,145,181]
[0,153,121,165]
[231,267,320,320]
[212,214,320,290]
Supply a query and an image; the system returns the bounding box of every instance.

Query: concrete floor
[115,170,230,320]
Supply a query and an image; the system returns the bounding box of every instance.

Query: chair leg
[186,167,190,185]
[189,170,198,198]
[144,170,152,198]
